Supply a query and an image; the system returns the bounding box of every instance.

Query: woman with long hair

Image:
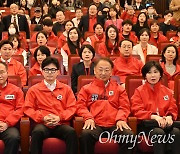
[98,24,119,57]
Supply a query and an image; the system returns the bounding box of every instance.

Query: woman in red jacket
[98,24,120,57]
[29,45,50,77]
[131,61,180,154]
[149,20,168,48]
[160,44,180,90]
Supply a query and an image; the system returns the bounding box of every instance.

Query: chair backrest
[166,31,177,40]
[77,75,121,92]
[146,54,162,63]
[84,32,94,40]
[68,55,80,75]
[125,75,168,99]
[12,55,24,65]
[109,55,141,61]
[2,31,26,39]
[47,41,58,48]
[174,75,180,119]
[158,42,170,54]
[29,54,64,75]
[94,41,102,53]
[29,42,38,49]
[28,75,71,88]
[8,75,22,88]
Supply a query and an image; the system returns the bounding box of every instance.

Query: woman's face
[164,46,176,62]
[21,0,26,6]
[43,4,49,11]
[107,27,117,40]
[69,29,78,42]
[146,66,161,85]
[138,13,146,23]
[36,33,47,45]
[65,22,74,32]
[95,24,103,35]
[140,31,149,43]
[109,8,117,18]
[12,37,19,49]
[82,47,93,61]
[150,23,159,33]
[36,50,47,65]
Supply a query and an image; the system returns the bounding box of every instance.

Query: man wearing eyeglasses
[77,57,134,154]
[24,57,78,154]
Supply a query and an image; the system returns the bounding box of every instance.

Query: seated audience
[0,40,27,86]
[146,5,160,20]
[61,27,81,71]
[133,28,158,64]
[77,57,134,154]
[131,61,180,154]
[0,61,24,154]
[133,0,145,10]
[24,57,78,154]
[113,39,143,87]
[170,27,180,55]
[0,12,4,40]
[98,25,120,57]
[42,3,49,16]
[86,23,105,49]
[8,34,27,66]
[31,7,43,25]
[159,10,177,36]
[58,20,74,49]
[72,8,83,27]
[149,20,168,47]
[160,44,180,90]
[29,45,51,77]
[49,0,65,18]
[71,44,95,94]
[119,20,138,44]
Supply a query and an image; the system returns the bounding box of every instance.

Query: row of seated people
[0,38,179,94]
[0,55,180,154]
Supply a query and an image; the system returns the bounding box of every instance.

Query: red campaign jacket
[121,11,137,24]
[58,34,67,49]
[29,62,42,77]
[113,56,143,83]
[61,43,79,55]
[77,78,130,127]
[131,82,178,121]
[119,32,138,44]
[0,83,24,126]
[98,42,120,57]
[24,80,76,125]
[160,62,180,90]
[0,58,27,86]
[30,31,58,43]
[149,32,168,47]
[87,34,105,49]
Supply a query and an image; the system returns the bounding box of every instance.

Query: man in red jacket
[77,57,134,154]
[0,61,24,154]
[24,57,78,154]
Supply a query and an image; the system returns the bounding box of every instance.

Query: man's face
[89,5,98,16]
[94,60,112,83]
[10,4,19,15]
[123,24,132,33]
[0,44,13,61]
[35,11,42,18]
[0,63,8,86]
[56,11,65,23]
[164,13,173,22]
[43,25,53,34]
[42,63,59,84]
[119,40,133,57]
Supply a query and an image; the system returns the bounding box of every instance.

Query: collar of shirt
[44,79,56,91]
[1,57,11,63]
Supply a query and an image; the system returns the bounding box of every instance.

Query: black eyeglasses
[43,68,58,74]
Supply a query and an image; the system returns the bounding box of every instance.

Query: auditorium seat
[146,54,162,63]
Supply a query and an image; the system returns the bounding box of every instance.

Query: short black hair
[138,28,150,40]
[150,20,159,28]
[94,57,114,69]
[164,10,173,16]
[42,14,52,20]
[122,19,133,26]
[0,61,8,70]
[42,19,53,27]
[36,31,48,42]
[8,34,21,48]
[64,20,75,27]
[0,40,13,49]
[93,22,104,31]
[79,44,95,60]
[119,39,134,47]
[41,57,60,70]
[34,45,51,61]
[141,61,163,79]
[161,44,179,65]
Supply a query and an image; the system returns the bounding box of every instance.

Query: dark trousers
[0,127,20,154]
[138,124,180,154]
[31,124,78,154]
[80,125,134,154]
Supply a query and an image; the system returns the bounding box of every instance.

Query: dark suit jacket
[78,14,105,37]
[71,62,95,94]
[2,14,30,39]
